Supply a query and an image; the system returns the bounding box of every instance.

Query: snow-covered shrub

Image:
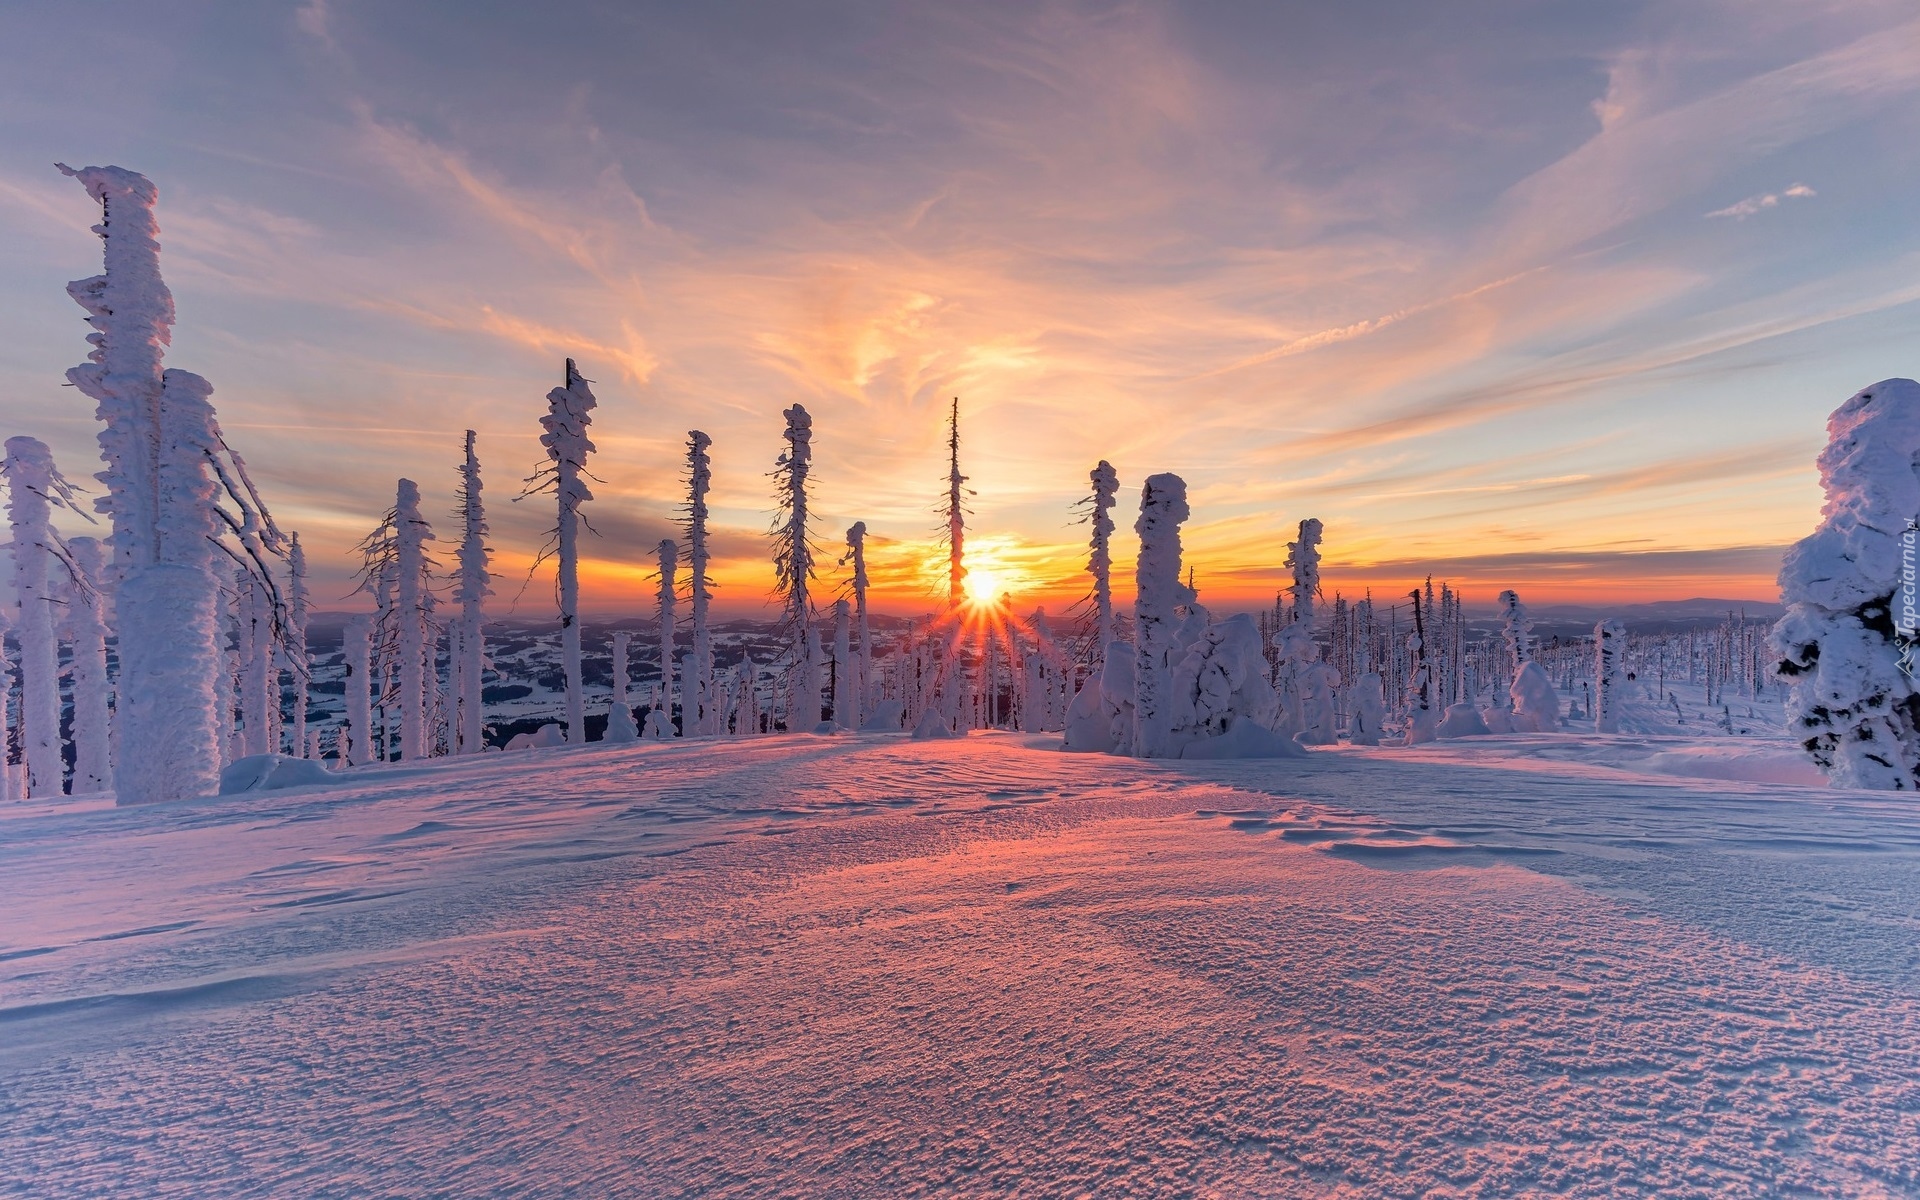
[1510,663,1560,732]
[1348,672,1386,745]
[1773,378,1920,788]
[1064,641,1135,754]
[1436,703,1491,738]
[1167,613,1302,758]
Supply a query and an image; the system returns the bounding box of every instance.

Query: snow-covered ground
[5,705,1918,1196]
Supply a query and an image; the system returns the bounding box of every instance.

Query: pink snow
[3,733,1916,1197]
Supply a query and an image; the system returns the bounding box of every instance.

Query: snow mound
[1178,716,1307,759]
[217,754,336,795]
[911,708,959,739]
[1635,747,1828,787]
[859,699,906,732]
[1435,703,1491,739]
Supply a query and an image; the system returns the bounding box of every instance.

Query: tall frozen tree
[942,397,969,609]
[451,431,491,755]
[656,538,678,736]
[772,404,820,729]
[343,615,373,767]
[394,480,435,759]
[841,521,870,726]
[1773,379,1920,788]
[1132,473,1193,759]
[831,598,852,726]
[286,533,310,757]
[523,359,597,744]
[4,437,88,796]
[64,536,113,793]
[59,165,228,804]
[1594,619,1626,734]
[1404,589,1438,744]
[685,430,715,735]
[1083,460,1120,658]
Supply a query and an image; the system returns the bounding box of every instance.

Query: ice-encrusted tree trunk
[1404,590,1437,745]
[607,630,639,742]
[237,571,274,758]
[772,404,820,729]
[1773,379,1920,788]
[1132,473,1193,759]
[394,480,435,759]
[656,539,678,736]
[1084,460,1119,658]
[523,359,597,744]
[942,397,968,609]
[1594,619,1625,733]
[1498,589,1533,669]
[841,522,870,726]
[60,164,290,805]
[344,615,373,767]
[0,608,15,800]
[64,536,113,793]
[286,533,310,757]
[452,431,491,755]
[685,431,715,736]
[5,437,89,796]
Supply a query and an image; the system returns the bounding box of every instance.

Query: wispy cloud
[1707,183,1817,219]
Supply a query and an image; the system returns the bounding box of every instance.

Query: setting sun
[962,566,1006,607]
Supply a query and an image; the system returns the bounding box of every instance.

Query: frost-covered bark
[60,164,285,806]
[64,536,113,793]
[1772,378,1920,788]
[526,359,597,744]
[287,533,310,757]
[606,630,639,743]
[1591,619,1625,733]
[1132,473,1193,759]
[772,405,820,729]
[843,522,870,727]
[1403,591,1437,745]
[685,431,715,736]
[944,398,968,609]
[656,539,678,736]
[344,615,373,767]
[4,437,87,796]
[453,430,491,755]
[1498,589,1533,668]
[394,480,435,759]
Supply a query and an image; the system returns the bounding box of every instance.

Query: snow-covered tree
[1082,461,1120,659]
[841,521,871,727]
[523,359,597,744]
[64,536,113,793]
[5,437,88,796]
[1498,589,1533,669]
[1285,518,1323,626]
[394,480,435,759]
[1403,590,1438,744]
[685,430,715,736]
[451,430,491,755]
[1773,379,1920,788]
[1132,473,1193,758]
[772,404,820,729]
[1594,619,1625,733]
[606,630,639,743]
[344,615,373,767]
[831,598,852,726]
[1348,670,1386,745]
[656,538,678,737]
[942,397,969,609]
[61,164,288,805]
[285,533,311,757]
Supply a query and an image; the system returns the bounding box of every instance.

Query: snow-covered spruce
[842,522,871,727]
[4,437,89,796]
[394,480,435,759]
[60,165,231,805]
[656,539,678,737]
[772,404,820,730]
[64,536,113,793]
[526,359,597,744]
[1132,473,1194,759]
[685,431,715,736]
[606,631,639,743]
[1773,378,1920,787]
[1594,619,1625,734]
[1084,460,1120,659]
[1348,670,1386,746]
[344,615,373,767]
[1403,590,1438,745]
[943,397,969,609]
[452,430,491,755]
[286,533,311,757]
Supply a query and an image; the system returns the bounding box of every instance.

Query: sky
[1,0,1917,619]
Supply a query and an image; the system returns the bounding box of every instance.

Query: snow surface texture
[1773,377,1920,789]
[4,730,1917,1198]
